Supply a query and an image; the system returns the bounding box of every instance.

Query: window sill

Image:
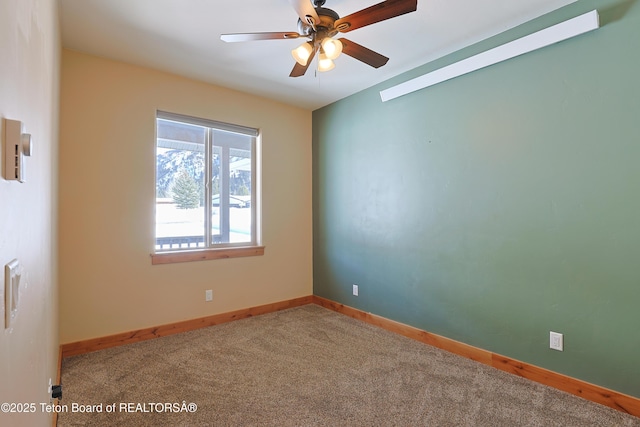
[151,246,265,265]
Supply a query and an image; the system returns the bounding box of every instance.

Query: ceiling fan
[220,0,418,77]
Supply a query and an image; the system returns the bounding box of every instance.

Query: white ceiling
[59,0,576,110]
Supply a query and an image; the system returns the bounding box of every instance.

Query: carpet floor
[58,304,640,426]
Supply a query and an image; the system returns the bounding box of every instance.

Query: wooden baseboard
[60,296,313,358]
[312,295,640,418]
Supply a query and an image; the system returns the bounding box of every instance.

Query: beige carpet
[58,305,640,426]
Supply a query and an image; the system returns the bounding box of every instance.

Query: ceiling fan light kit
[221,0,418,77]
[292,42,314,66]
[321,37,343,60]
[318,52,336,72]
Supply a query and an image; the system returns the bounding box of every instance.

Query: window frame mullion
[220,144,230,243]
[204,128,213,248]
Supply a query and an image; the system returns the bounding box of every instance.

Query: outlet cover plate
[550,331,564,351]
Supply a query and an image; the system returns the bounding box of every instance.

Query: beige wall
[0,0,59,426]
[59,49,312,344]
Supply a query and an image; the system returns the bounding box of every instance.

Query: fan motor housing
[297,7,340,37]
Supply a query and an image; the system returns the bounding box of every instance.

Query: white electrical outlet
[550,331,564,351]
[205,290,213,302]
[352,284,358,296]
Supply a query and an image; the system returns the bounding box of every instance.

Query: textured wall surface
[313,0,640,397]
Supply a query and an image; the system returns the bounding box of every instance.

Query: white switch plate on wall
[5,259,21,328]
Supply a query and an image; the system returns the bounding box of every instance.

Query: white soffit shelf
[380,10,600,102]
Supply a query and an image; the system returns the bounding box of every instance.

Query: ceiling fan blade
[338,38,389,68]
[335,0,417,33]
[288,0,320,26]
[290,45,318,77]
[221,32,301,42]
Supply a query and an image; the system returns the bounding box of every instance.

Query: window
[154,111,261,261]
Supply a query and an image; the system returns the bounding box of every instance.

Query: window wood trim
[151,246,265,265]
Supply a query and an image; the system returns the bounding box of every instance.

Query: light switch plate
[5,259,20,328]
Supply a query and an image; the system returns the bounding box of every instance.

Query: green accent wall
[313,0,640,397]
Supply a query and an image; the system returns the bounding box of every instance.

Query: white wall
[0,0,60,426]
